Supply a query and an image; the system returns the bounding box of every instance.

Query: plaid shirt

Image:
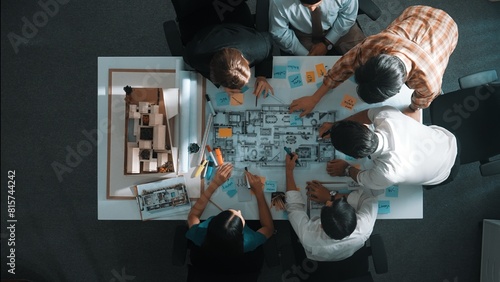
[324,6,458,109]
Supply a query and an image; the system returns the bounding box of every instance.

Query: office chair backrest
[358,0,382,21]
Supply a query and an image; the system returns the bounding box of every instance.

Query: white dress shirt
[285,188,378,261]
[269,0,358,55]
[357,106,458,190]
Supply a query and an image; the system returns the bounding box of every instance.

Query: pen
[205,145,219,167]
[284,146,301,166]
[193,160,208,178]
[205,94,217,116]
[245,167,251,189]
[214,147,224,165]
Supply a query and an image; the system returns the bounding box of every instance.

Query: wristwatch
[323,38,333,51]
[344,165,352,177]
[329,190,337,201]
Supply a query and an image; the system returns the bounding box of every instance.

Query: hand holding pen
[284,147,301,167]
[244,168,265,195]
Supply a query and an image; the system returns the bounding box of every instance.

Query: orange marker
[205,145,219,167]
[214,148,224,165]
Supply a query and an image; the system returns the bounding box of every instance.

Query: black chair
[172,223,280,282]
[285,232,388,282]
[428,70,500,179]
[358,0,382,21]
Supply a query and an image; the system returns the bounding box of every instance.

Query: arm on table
[246,171,274,238]
[187,163,233,228]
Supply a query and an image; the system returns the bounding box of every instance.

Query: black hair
[321,198,357,240]
[201,210,244,258]
[329,120,378,159]
[354,54,406,103]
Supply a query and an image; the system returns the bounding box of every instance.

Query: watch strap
[344,165,352,177]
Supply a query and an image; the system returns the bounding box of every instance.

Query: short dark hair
[321,198,357,240]
[354,54,406,103]
[210,48,251,89]
[329,120,378,159]
[202,210,244,257]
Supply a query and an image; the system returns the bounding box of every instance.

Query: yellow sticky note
[219,127,232,138]
[315,63,327,77]
[341,94,357,110]
[305,71,316,83]
[230,93,244,106]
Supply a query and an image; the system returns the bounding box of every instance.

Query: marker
[202,158,208,179]
[193,160,208,178]
[205,94,217,116]
[244,167,251,189]
[206,161,215,180]
[284,146,301,166]
[205,145,219,167]
[214,147,224,165]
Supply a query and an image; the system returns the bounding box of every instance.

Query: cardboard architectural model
[124,86,175,174]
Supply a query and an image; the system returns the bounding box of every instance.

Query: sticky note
[273,65,287,79]
[290,114,303,126]
[287,59,301,72]
[218,127,232,138]
[227,189,237,198]
[315,63,327,77]
[341,94,357,110]
[241,85,249,93]
[221,178,236,192]
[348,76,356,83]
[264,180,278,193]
[288,74,303,88]
[215,92,230,106]
[316,81,323,89]
[378,200,391,214]
[230,93,244,106]
[305,71,316,83]
[385,185,399,198]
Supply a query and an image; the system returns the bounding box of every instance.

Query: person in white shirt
[285,153,379,261]
[269,0,365,55]
[320,106,459,190]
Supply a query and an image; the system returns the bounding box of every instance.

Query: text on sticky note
[341,94,357,110]
[288,74,303,88]
[273,65,287,79]
[385,185,399,198]
[290,114,303,126]
[305,71,316,83]
[215,92,230,106]
[315,63,327,77]
[264,180,278,193]
[378,200,391,214]
[221,178,236,192]
[287,59,301,72]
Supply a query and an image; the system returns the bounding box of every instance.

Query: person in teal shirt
[186,163,274,257]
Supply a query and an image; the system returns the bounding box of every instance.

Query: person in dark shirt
[177,0,274,98]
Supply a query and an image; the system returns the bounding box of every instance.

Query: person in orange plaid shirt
[290,5,458,121]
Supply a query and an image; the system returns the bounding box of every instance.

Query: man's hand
[286,152,298,173]
[211,163,233,188]
[253,76,274,99]
[289,95,319,117]
[326,159,349,177]
[318,122,335,139]
[308,42,328,56]
[306,180,330,204]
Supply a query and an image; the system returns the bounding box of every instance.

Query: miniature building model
[124,86,174,174]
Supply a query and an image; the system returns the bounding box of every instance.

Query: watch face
[327,44,333,51]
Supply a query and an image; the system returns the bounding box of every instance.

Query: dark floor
[1,0,500,281]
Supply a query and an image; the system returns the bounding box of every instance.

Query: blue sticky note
[273,65,287,79]
[241,85,249,93]
[378,200,391,214]
[264,180,278,193]
[287,60,301,72]
[348,75,356,83]
[385,185,399,198]
[316,81,323,89]
[290,114,303,126]
[288,74,303,88]
[227,189,237,198]
[221,178,236,192]
[215,92,230,106]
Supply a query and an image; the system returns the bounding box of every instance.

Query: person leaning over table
[318,106,459,190]
[180,0,274,99]
[269,0,365,56]
[284,152,379,261]
[289,5,458,120]
[186,163,274,259]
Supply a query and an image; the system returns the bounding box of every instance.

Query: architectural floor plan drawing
[210,104,337,167]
